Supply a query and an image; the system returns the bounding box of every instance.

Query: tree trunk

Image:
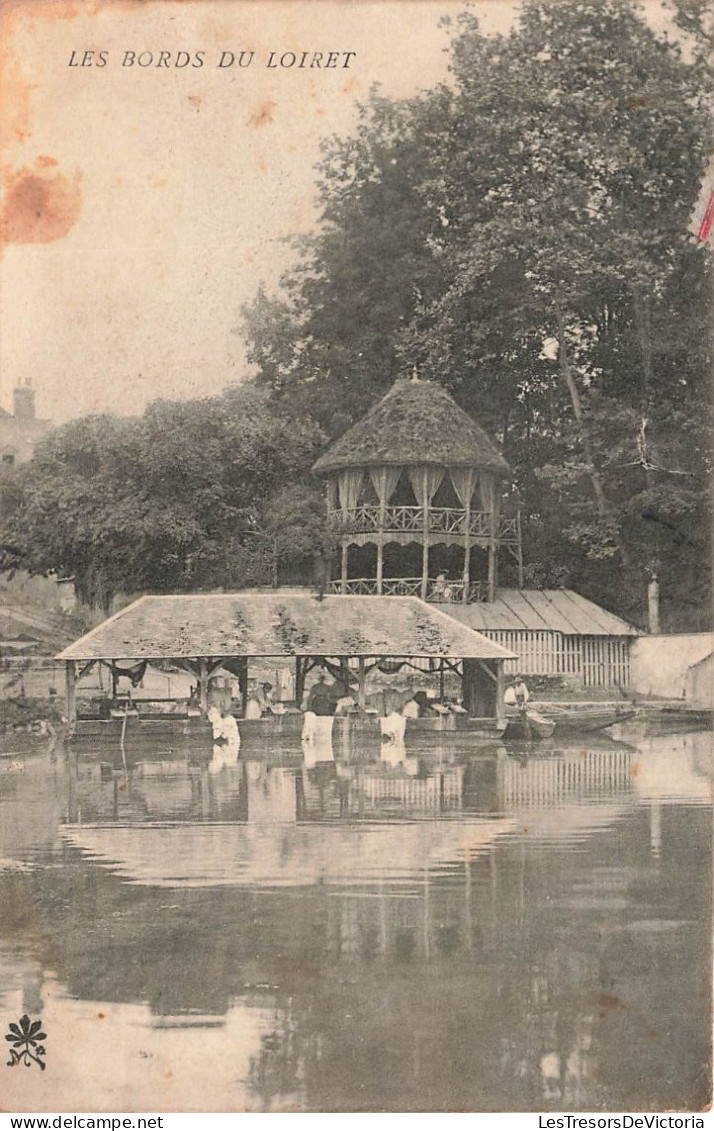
[553,291,630,567]
[553,293,608,517]
[632,284,655,493]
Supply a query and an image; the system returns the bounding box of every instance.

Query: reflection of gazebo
[312,378,522,603]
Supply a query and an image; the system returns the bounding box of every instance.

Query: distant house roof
[57,592,518,662]
[313,379,510,476]
[437,589,638,637]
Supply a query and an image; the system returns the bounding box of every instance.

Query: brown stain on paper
[0,159,82,244]
[248,100,277,128]
[596,993,628,1017]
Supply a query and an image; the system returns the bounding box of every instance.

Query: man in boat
[503,675,534,740]
[504,675,530,707]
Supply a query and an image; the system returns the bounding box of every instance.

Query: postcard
[0,0,711,1115]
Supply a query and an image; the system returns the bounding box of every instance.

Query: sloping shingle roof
[57,592,517,661]
[313,379,510,475]
[436,589,638,637]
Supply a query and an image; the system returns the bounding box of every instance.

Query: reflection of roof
[313,379,510,475]
[60,815,517,888]
[57,592,518,662]
[438,589,638,637]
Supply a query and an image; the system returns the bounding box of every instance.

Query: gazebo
[312,377,522,603]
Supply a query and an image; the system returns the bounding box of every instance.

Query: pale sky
[0,0,521,423]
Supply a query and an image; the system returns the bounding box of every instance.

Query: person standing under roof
[306,672,336,716]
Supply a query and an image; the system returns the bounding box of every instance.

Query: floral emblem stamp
[5,1015,46,1070]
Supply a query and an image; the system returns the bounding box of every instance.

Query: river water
[0,727,710,1113]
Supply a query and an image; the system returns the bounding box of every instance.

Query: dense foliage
[243,0,713,630]
[0,386,329,611]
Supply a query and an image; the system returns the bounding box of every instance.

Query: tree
[242,0,712,629]
[0,384,328,610]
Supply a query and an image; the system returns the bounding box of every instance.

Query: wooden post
[238,658,248,716]
[110,661,117,699]
[462,658,475,716]
[648,574,660,634]
[295,656,306,707]
[341,540,348,592]
[376,538,384,595]
[198,657,208,713]
[357,656,367,709]
[487,478,497,602]
[462,496,471,604]
[421,482,429,602]
[65,660,77,729]
[495,660,506,729]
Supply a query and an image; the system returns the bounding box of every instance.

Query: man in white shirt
[504,676,529,707]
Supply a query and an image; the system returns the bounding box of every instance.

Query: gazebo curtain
[326,477,338,513]
[337,468,363,514]
[409,465,444,508]
[369,466,401,509]
[478,472,501,521]
[449,468,478,509]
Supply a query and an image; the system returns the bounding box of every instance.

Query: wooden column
[377,486,387,594]
[376,538,384,595]
[495,660,506,729]
[295,656,306,707]
[487,478,497,602]
[341,540,349,592]
[65,661,77,729]
[238,658,248,716]
[421,483,429,601]
[462,495,471,604]
[357,656,367,709]
[198,657,208,713]
[462,659,476,717]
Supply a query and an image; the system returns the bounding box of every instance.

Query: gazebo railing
[328,578,490,603]
[328,504,517,541]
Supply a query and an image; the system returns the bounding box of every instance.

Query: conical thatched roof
[312,379,510,475]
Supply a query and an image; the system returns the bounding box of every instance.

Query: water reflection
[0,728,710,1112]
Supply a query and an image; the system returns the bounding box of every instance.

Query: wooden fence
[482,631,632,689]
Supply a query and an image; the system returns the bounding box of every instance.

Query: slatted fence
[482,631,631,688]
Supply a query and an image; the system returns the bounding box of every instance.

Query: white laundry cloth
[379,711,407,744]
[302,712,334,766]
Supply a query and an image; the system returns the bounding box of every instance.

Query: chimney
[13,379,35,421]
[647,574,660,635]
